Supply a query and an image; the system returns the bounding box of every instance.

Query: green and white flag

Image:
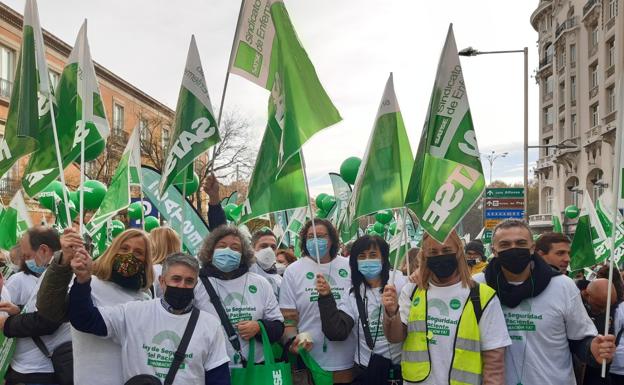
[0,0,48,181]
[277,206,307,255]
[552,199,563,233]
[240,94,308,223]
[349,74,413,222]
[329,172,358,242]
[23,20,109,195]
[595,191,624,264]
[88,127,141,235]
[404,25,485,243]
[0,191,32,251]
[570,192,608,271]
[159,36,219,195]
[230,0,341,172]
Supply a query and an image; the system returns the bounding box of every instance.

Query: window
[559,81,565,104]
[557,48,566,68]
[590,64,598,89]
[571,113,577,137]
[570,76,576,102]
[570,44,576,65]
[590,25,599,48]
[591,103,599,127]
[112,104,124,135]
[544,75,554,97]
[546,44,554,63]
[544,106,554,126]
[609,0,618,19]
[607,39,616,67]
[48,70,59,91]
[545,188,553,215]
[139,117,149,142]
[161,125,170,150]
[544,137,553,156]
[608,86,616,113]
[0,45,15,98]
[559,118,565,140]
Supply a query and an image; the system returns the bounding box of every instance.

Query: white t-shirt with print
[474,273,597,385]
[249,263,282,299]
[100,299,230,383]
[194,272,284,367]
[10,270,72,374]
[610,302,624,375]
[6,271,38,306]
[279,256,356,371]
[73,277,150,385]
[398,280,511,385]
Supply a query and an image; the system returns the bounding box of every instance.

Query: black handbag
[31,338,73,385]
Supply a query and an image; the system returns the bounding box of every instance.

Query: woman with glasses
[279,218,356,384]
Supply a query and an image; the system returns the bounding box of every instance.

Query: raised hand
[315,273,331,296]
[382,284,399,316]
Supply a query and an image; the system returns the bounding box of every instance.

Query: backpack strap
[32,336,52,358]
[469,283,483,324]
[164,307,200,385]
[354,287,375,350]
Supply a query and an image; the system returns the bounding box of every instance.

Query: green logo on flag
[248,285,257,294]
[449,299,461,310]
[234,42,262,77]
[338,269,348,278]
[306,272,314,280]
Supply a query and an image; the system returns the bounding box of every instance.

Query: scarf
[200,263,248,281]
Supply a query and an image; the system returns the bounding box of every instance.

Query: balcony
[583,0,600,17]
[0,177,20,198]
[536,154,555,170]
[606,65,615,79]
[589,86,599,99]
[555,136,580,155]
[0,78,12,99]
[555,16,577,39]
[538,55,553,75]
[607,16,616,31]
[529,213,553,228]
[584,124,603,146]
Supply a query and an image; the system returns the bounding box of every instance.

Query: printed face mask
[111,253,146,291]
[212,247,242,273]
[255,247,276,271]
[358,259,383,280]
[497,248,532,274]
[164,286,194,311]
[426,253,458,279]
[306,238,328,259]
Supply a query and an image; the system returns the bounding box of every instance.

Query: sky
[5,0,542,195]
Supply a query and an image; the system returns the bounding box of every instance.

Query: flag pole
[602,76,624,377]
[77,21,88,236]
[181,181,187,239]
[137,124,145,231]
[47,99,72,226]
[391,207,410,284]
[300,151,322,264]
[210,0,247,173]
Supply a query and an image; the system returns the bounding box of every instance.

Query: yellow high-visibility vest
[401,282,496,384]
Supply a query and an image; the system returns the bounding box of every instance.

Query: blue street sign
[129,197,159,228]
[484,209,525,219]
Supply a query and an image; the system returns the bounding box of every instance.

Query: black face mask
[426,253,458,279]
[164,286,195,311]
[467,259,477,267]
[497,248,532,274]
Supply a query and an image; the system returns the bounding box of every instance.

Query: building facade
[530,0,623,232]
[0,2,174,223]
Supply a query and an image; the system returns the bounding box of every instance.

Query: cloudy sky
[6,0,541,194]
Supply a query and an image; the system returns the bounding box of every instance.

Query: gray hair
[198,225,254,268]
[492,219,533,243]
[162,252,200,276]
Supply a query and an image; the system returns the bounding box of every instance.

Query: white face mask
[255,247,276,271]
[275,263,286,275]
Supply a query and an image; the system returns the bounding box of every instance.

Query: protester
[0,226,71,385]
[202,173,227,230]
[316,235,406,384]
[382,230,510,385]
[535,231,571,274]
[68,251,230,384]
[341,240,354,258]
[249,228,283,298]
[6,232,51,308]
[610,278,624,382]
[279,218,355,384]
[275,248,295,275]
[465,239,487,275]
[597,264,624,304]
[195,225,284,368]
[150,226,181,297]
[475,219,616,385]
[35,228,154,385]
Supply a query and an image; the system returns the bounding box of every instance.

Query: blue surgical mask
[306,238,328,259]
[25,259,46,275]
[212,247,242,273]
[358,260,382,280]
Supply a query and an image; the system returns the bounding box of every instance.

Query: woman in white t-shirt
[150,226,182,297]
[382,230,511,385]
[279,218,356,384]
[194,225,284,369]
[316,234,406,385]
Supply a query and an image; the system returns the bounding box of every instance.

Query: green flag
[159,36,220,195]
[87,127,141,235]
[349,73,413,222]
[329,173,358,243]
[240,95,308,223]
[0,0,46,181]
[23,20,109,195]
[570,193,608,270]
[595,191,624,264]
[230,0,341,173]
[0,208,17,251]
[404,25,485,243]
[552,198,563,233]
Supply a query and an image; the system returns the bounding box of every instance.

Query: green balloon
[373,221,386,234]
[38,181,66,211]
[316,209,328,219]
[389,222,398,235]
[144,216,160,232]
[375,210,393,224]
[564,205,580,219]
[315,193,329,208]
[321,195,336,212]
[224,203,238,221]
[69,190,80,209]
[127,202,144,220]
[231,204,243,221]
[369,230,382,237]
[340,157,362,185]
[111,220,125,237]
[174,172,200,196]
[81,180,107,210]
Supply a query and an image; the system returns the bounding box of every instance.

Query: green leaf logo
[248,285,257,294]
[338,268,348,278]
[306,272,314,279]
[449,298,461,310]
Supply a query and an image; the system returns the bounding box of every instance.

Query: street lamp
[459,46,529,220]
[481,150,508,185]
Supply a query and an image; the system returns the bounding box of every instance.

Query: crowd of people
[0,196,622,384]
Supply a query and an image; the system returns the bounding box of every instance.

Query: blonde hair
[93,229,154,290]
[418,231,474,290]
[149,227,182,265]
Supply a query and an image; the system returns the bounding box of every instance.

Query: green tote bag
[231,322,293,385]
